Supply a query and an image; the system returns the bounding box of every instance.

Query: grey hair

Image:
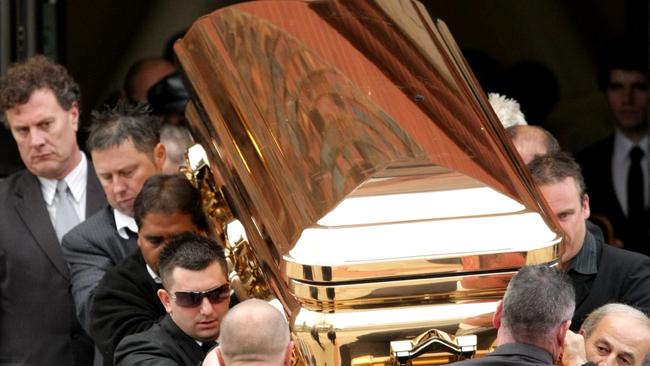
[582,303,650,366]
[501,265,575,347]
[219,299,290,365]
[86,101,160,154]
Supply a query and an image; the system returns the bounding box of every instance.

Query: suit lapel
[85,161,106,217]
[13,172,70,279]
[162,315,205,363]
[603,137,626,219]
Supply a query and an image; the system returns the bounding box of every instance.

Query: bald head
[124,57,176,103]
[507,125,560,163]
[217,299,292,366]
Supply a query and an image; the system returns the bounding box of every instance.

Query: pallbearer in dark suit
[114,233,230,366]
[0,55,107,365]
[91,174,210,365]
[529,153,650,330]
[62,102,166,332]
[450,265,575,366]
[576,37,649,254]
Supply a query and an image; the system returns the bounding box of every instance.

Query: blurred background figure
[123,57,176,104]
[576,35,649,255]
[147,71,194,173]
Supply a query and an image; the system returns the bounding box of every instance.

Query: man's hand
[561,330,588,366]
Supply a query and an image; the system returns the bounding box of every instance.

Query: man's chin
[27,162,64,180]
[616,116,648,131]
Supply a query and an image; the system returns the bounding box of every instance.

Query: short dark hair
[0,55,80,127]
[133,173,208,231]
[597,34,648,91]
[87,101,161,153]
[158,232,227,289]
[502,265,575,346]
[528,152,586,199]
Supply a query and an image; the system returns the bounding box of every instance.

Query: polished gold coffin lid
[176,1,561,364]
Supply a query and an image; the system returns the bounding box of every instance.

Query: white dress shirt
[113,208,139,240]
[611,130,649,215]
[38,153,88,225]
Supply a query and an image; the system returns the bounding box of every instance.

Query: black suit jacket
[91,250,166,366]
[114,314,208,366]
[569,231,650,330]
[451,343,553,365]
[0,164,106,365]
[577,135,650,255]
[62,205,138,332]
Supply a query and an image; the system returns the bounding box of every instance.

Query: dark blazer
[114,314,207,366]
[577,135,650,255]
[62,205,138,332]
[569,231,650,330]
[451,343,553,365]
[91,250,166,366]
[0,164,106,365]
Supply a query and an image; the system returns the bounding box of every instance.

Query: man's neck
[618,127,648,144]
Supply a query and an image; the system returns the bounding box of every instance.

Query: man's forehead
[593,314,650,351]
[609,69,649,83]
[170,261,228,288]
[141,211,195,230]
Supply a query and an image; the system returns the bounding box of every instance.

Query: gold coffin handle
[390,329,477,365]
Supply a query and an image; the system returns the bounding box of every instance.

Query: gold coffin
[175,1,561,365]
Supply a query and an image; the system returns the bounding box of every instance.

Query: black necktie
[125,228,138,240]
[201,340,217,353]
[627,146,645,219]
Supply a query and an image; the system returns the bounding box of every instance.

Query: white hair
[488,93,527,128]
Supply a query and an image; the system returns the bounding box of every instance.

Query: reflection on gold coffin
[176,1,562,365]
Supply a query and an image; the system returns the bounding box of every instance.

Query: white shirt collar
[146,264,162,284]
[113,208,138,239]
[613,130,649,164]
[38,153,88,205]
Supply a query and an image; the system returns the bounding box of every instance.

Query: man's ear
[216,348,226,366]
[68,101,80,131]
[579,328,586,337]
[157,288,173,313]
[492,300,503,329]
[557,319,571,347]
[582,193,591,219]
[283,341,294,366]
[153,142,167,170]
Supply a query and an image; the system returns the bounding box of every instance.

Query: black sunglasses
[171,283,231,308]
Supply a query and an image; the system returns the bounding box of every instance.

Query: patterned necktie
[627,146,645,219]
[54,180,80,243]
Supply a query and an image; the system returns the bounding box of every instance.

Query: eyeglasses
[171,283,231,308]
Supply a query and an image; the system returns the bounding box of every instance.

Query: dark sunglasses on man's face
[171,283,231,308]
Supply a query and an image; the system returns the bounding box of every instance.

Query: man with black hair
[577,36,650,254]
[62,102,166,332]
[90,173,209,365]
[114,232,230,366]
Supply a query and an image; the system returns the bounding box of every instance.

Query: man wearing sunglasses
[114,232,230,366]
[90,174,209,365]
